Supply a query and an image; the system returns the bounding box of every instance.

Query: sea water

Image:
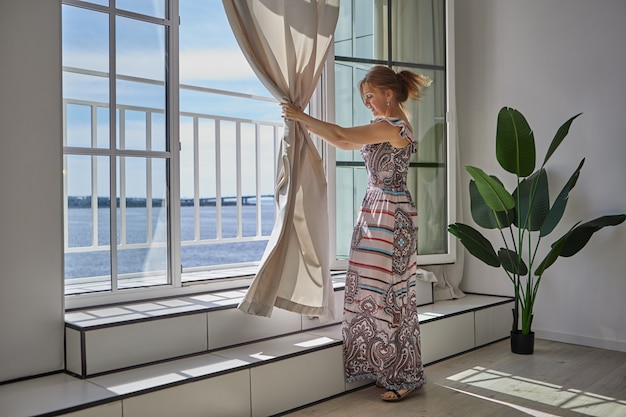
[65,204,274,279]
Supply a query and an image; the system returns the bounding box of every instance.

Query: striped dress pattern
[342,117,425,391]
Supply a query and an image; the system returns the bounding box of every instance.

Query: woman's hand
[280,102,304,122]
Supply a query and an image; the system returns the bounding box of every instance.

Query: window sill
[65,269,348,311]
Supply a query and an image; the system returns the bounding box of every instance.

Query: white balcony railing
[63,67,282,294]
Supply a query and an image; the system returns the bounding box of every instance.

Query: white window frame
[326,0,457,270]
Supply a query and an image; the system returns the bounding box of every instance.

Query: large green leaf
[534,227,575,276]
[466,166,515,212]
[513,169,549,231]
[540,159,585,237]
[498,248,528,276]
[542,113,583,167]
[559,215,626,257]
[470,179,514,229]
[448,223,500,267]
[496,107,536,177]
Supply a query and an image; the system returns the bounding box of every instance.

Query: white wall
[0,0,65,382]
[455,0,626,351]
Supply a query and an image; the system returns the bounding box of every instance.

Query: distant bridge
[186,195,275,207]
[67,195,275,208]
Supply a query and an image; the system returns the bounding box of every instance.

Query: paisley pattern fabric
[342,117,425,390]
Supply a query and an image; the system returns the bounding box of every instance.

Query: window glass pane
[178,0,279,278]
[62,5,109,73]
[179,0,261,94]
[117,16,165,81]
[97,107,111,148]
[334,62,371,164]
[63,72,110,105]
[394,67,446,164]
[151,112,167,152]
[65,103,93,148]
[334,0,352,56]
[392,0,445,65]
[63,71,110,136]
[181,242,267,270]
[180,89,278,120]
[117,80,165,114]
[63,5,110,150]
[120,109,148,151]
[334,63,356,132]
[398,64,447,256]
[335,166,367,259]
[116,17,166,150]
[354,0,378,59]
[334,0,387,61]
[117,157,169,288]
[116,108,166,152]
[117,0,166,19]
[410,166,448,254]
[179,114,277,269]
[64,155,112,293]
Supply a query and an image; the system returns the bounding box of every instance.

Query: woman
[280,65,431,402]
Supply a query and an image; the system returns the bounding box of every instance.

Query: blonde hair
[359,65,432,106]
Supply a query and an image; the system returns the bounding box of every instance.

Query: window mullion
[317,57,339,269]
[168,0,182,286]
[109,4,119,292]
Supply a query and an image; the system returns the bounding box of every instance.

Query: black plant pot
[510,331,534,354]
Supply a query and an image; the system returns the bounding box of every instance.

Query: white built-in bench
[0,276,513,417]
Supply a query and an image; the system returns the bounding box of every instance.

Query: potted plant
[448,107,625,354]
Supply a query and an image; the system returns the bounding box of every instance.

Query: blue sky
[62,0,282,199]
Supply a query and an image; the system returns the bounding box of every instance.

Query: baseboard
[534,329,626,353]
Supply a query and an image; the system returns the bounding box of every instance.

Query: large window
[63,0,173,296]
[62,0,453,306]
[331,0,453,267]
[62,0,280,305]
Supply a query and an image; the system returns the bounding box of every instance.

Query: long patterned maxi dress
[342,117,426,391]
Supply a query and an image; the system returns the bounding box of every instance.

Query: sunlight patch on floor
[441,385,561,417]
[446,366,626,417]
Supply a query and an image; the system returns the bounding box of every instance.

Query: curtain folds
[222,0,340,320]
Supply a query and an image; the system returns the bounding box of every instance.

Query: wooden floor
[281,339,626,417]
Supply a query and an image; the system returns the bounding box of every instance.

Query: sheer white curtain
[222,0,340,320]
[388,0,465,300]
